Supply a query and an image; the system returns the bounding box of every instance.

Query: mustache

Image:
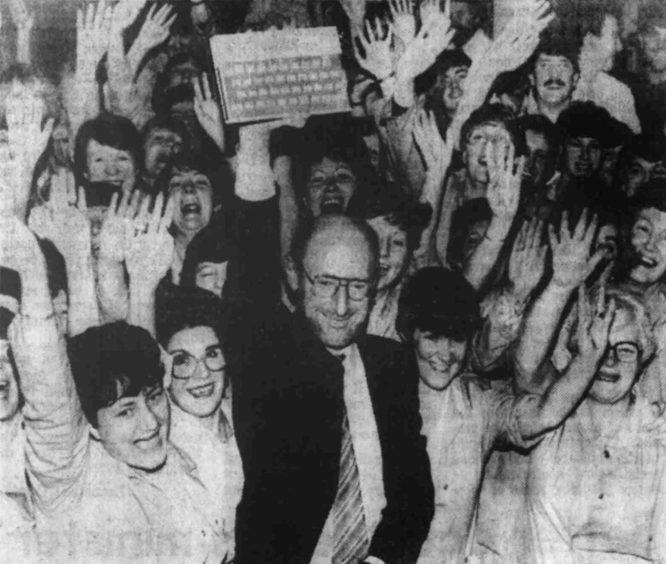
[544,78,566,88]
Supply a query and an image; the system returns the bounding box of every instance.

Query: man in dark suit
[232,214,434,564]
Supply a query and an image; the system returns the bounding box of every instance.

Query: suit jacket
[231,307,434,564]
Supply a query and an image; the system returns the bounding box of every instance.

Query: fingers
[77,186,88,215]
[584,248,606,279]
[148,193,164,234]
[559,211,569,241]
[160,195,175,233]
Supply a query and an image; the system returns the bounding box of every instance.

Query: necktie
[332,354,370,564]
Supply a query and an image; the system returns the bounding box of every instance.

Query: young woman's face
[95,383,169,471]
[0,341,19,422]
[414,329,467,391]
[306,157,357,217]
[167,326,226,419]
[195,261,228,298]
[629,207,666,285]
[367,216,410,291]
[589,308,642,404]
[85,139,136,190]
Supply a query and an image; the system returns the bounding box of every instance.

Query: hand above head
[110,0,148,34]
[133,2,176,52]
[124,193,175,291]
[98,190,142,264]
[548,210,606,291]
[28,170,91,263]
[389,0,416,48]
[9,0,34,32]
[484,0,553,74]
[194,73,225,151]
[413,108,451,178]
[419,0,443,28]
[508,217,547,298]
[76,0,113,69]
[486,141,523,225]
[575,284,615,363]
[397,1,454,82]
[353,18,394,81]
[339,0,367,31]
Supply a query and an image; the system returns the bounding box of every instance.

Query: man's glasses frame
[301,267,372,301]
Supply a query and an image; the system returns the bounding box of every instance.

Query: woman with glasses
[526,285,666,563]
[157,291,243,559]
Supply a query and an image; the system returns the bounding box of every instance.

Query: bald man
[231,215,433,564]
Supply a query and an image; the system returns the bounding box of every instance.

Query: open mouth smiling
[187,382,215,399]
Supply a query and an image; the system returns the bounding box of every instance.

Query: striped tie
[332,409,370,564]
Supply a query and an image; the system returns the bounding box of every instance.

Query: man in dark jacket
[232,214,434,564]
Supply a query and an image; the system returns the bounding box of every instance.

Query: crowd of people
[2,0,666,562]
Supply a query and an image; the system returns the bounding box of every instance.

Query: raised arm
[463,141,523,289]
[28,170,99,336]
[126,2,175,78]
[517,286,614,439]
[514,211,605,393]
[193,73,225,154]
[126,193,175,337]
[4,218,88,515]
[9,0,34,65]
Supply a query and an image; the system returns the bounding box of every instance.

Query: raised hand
[397,2,454,81]
[486,0,553,73]
[76,0,113,69]
[508,217,547,298]
[9,0,34,32]
[486,141,523,224]
[353,19,394,81]
[134,2,176,52]
[125,193,175,291]
[548,210,606,290]
[389,0,416,47]
[28,170,91,261]
[339,0,367,31]
[110,0,148,34]
[413,109,451,177]
[576,285,615,362]
[419,0,444,28]
[98,190,141,263]
[194,73,225,151]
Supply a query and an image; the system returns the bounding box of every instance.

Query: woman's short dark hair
[364,185,432,251]
[397,267,481,343]
[180,221,233,289]
[447,198,493,267]
[460,103,524,155]
[556,101,613,142]
[629,179,666,214]
[74,113,142,184]
[68,322,163,427]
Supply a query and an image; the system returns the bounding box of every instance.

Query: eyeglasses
[302,268,372,301]
[603,341,640,364]
[170,345,226,379]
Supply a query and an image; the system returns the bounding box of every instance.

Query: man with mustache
[523,30,579,123]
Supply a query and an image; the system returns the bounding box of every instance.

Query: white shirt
[311,344,387,564]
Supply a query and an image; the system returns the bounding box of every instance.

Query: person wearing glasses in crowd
[231,214,433,563]
[158,291,243,561]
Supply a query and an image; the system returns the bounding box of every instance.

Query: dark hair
[447,198,492,267]
[460,103,524,154]
[156,286,227,349]
[571,0,622,39]
[626,134,666,163]
[74,113,142,185]
[397,267,481,343]
[629,179,666,214]
[141,115,191,154]
[151,52,205,116]
[364,185,432,251]
[556,101,613,142]
[638,0,666,33]
[530,27,581,74]
[155,152,228,207]
[518,114,561,155]
[180,220,233,288]
[67,322,164,427]
[290,214,380,282]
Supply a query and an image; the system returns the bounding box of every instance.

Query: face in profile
[167,326,226,419]
[531,54,578,107]
[564,136,602,178]
[86,139,136,190]
[95,383,170,471]
[299,223,374,350]
[195,261,228,299]
[0,341,19,422]
[306,157,357,217]
[169,169,214,237]
[524,129,551,187]
[589,308,642,404]
[367,216,410,292]
[414,330,467,391]
[641,25,666,73]
[629,207,666,285]
[588,15,622,72]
